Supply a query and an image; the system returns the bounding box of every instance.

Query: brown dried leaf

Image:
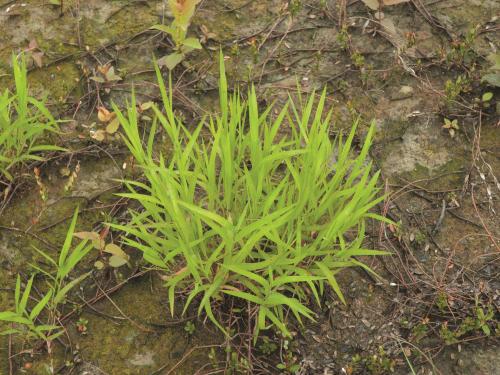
[91,129,106,142]
[74,231,100,241]
[138,101,154,112]
[31,52,44,68]
[28,39,39,50]
[361,0,379,10]
[97,106,115,123]
[97,64,111,75]
[105,66,122,82]
[74,231,104,249]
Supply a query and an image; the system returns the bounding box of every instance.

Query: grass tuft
[112,54,391,338]
[0,54,63,181]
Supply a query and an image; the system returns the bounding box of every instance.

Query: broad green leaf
[104,243,129,261]
[158,53,184,70]
[109,255,128,268]
[150,24,175,35]
[106,117,120,134]
[182,37,202,49]
[0,311,32,325]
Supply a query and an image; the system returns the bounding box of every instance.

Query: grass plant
[112,53,390,338]
[0,54,63,181]
[0,208,92,343]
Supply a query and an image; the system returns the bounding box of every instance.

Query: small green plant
[277,352,300,374]
[0,55,63,180]
[439,303,495,345]
[365,346,396,375]
[208,347,219,369]
[411,319,429,343]
[443,75,469,106]
[227,347,251,374]
[151,0,202,70]
[112,53,389,340]
[0,275,61,342]
[446,26,478,66]
[349,347,396,375]
[435,291,449,313]
[0,209,92,344]
[351,51,365,69]
[442,118,459,138]
[76,317,89,335]
[289,0,302,16]
[475,305,494,336]
[276,338,300,373]
[258,336,278,355]
[336,26,350,51]
[184,320,196,335]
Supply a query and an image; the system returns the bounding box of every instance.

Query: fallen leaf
[74,231,104,249]
[31,52,44,68]
[90,76,106,83]
[361,0,379,10]
[105,117,120,134]
[105,66,122,82]
[200,24,217,42]
[28,39,39,50]
[138,101,154,112]
[98,64,111,75]
[74,231,100,241]
[91,129,106,142]
[59,167,71,177]
[97,106,115,122]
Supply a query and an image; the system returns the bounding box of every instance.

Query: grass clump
[112,55,389,338]
[0,209,92,343]
[0,55,62,181]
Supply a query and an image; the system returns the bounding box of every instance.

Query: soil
[0,0,498,374]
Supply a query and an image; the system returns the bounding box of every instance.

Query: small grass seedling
[0,209,92,347]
